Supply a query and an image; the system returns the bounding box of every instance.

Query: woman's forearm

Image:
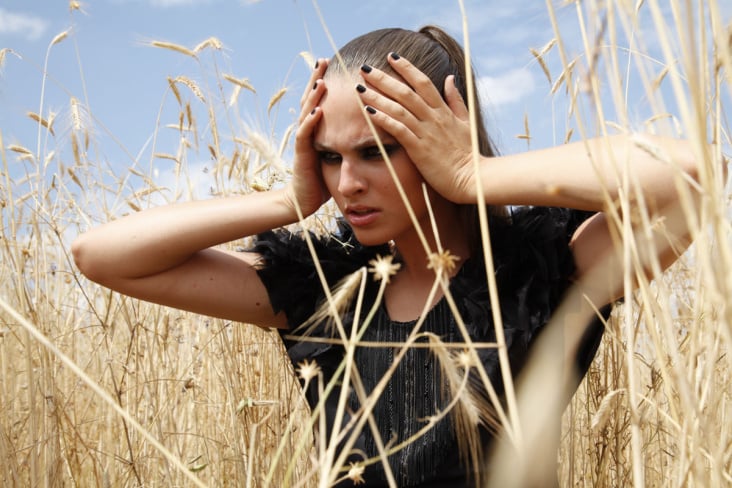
[72,188,297,282]
[476,134,698,211]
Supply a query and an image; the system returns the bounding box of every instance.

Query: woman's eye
[362,145,398,160]
[319,152,342,165]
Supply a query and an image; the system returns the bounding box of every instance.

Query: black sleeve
[491,207,594,328]
[490,207,610,381]
[251,225,388,329]
[251,229,323,329]
[498,207,612,378]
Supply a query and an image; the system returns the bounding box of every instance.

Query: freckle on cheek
[255,302,261,307]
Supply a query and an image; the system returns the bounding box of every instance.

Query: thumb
[444,75,469,120]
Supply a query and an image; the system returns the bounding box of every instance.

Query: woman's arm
[469,134,698,211]
[356,55,703,302]
[356,56,698,210]
[72,189,296,328]
[479,135,700,299]
[73,59,332,328]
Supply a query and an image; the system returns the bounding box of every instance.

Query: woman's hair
[326,25,496,158]
[326,25,507,252]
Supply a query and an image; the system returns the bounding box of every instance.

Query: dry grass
[0,16,314,486]
[0,0,730,486]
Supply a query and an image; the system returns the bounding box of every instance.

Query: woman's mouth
[345,206,380,227]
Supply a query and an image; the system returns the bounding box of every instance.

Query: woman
[73,26,699,487]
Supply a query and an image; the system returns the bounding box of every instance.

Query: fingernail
[360,64,372,74]
[314,60,319,69]
[312,81,318,90]
[365,106,376,114]
[390,52,400,60]
[310,108,316,115]
[356,84,366,93]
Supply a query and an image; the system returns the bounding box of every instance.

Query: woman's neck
[384,232,469,323]
[392,204,470,280]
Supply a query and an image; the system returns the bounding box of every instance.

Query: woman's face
[314,76,445,247]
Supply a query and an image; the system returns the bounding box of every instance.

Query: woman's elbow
[71,233,106,284]
[677,139,703,182]
[672,138,729,187]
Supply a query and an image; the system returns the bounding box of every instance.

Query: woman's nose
[337,159,366,196]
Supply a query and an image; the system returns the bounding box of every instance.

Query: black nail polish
[314,60,319,69]
[365,106,376,114]
[356,84,366,93]
[361,64,372,74]
[310,108,316,115]
[312,81,318,90]
[390,52,400,60]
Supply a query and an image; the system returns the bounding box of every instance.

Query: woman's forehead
[319,76,360,109]
[314,80,392,149]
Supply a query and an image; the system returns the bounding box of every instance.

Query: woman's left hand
[357,54,478,204]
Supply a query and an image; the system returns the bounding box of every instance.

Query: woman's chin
[350,229,390,247]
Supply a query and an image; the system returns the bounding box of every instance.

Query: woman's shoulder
[251,220,389,328]
[253,220,388,274]
[488,206,594,272]
[492,206,594,242]
[454,207,596,333]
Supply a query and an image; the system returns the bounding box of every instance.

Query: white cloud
[478,67,535,107]
[0,8,49,41]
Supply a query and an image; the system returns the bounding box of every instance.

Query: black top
[253,207,609,487]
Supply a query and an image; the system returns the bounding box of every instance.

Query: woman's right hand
[284,58,331,218]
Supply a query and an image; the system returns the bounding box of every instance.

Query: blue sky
[0,1,729,202]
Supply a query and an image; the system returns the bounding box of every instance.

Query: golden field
[0,1,730,486]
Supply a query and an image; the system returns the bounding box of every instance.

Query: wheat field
[0,1,730,486]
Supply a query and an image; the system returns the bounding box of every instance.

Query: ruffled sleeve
[452,207,609,391]
[251,222,388,330]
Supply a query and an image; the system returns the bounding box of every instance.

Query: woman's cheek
[320,166,339,195]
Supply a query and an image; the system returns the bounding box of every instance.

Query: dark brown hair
[326,25,507,252]
[327,26,497,158]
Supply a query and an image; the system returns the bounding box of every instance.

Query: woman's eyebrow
[312,141,332,152]
[313,136,396,153]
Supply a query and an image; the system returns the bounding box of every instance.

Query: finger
[387,53,446,109]
[355,82,422,136]
[293,107,329,209]
[444,75,469,121]
[295,106,323,151]
[298,80,326,125]
[300,58,328,103]
[361,105,420,152]
[299,58,329,107]
[358,62,435,122]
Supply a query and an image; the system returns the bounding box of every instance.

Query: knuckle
[294,127,310,143]
[395,106,410,120]
[391,124,411,140]
[413,77,432,92]
[393,84,412,100]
